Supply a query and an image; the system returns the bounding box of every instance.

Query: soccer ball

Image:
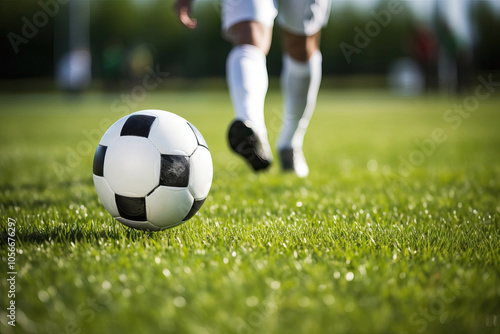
[92,109,213,231]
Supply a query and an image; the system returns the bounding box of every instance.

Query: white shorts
[222,0,332,36]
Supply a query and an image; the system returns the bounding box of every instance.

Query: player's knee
[227,21,272,54]
[283,31,320,62]
[287,47,309,62]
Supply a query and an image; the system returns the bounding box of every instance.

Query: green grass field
[1,85,499,334]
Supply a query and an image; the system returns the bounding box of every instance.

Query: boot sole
[228,120,271,171]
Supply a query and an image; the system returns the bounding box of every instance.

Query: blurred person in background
[127,43,155,88]
[101,39,126,91]
[410,23,438,92]
[56,48,92,93]
[434,0,474,94]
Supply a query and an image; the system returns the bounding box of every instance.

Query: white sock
[277,51,322,151]
[226,44,269,139]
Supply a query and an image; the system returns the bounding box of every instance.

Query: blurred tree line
[1,0,499,80]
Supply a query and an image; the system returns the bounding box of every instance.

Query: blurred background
[0,0,499,95]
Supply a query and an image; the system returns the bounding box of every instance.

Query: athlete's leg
[226,21,272,136]
[277,30,323,177]
[274,0,330,177]
[223,0,277,171]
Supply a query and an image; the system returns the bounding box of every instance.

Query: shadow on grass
[2,179,93,192]
[1,179,95,209]
[0,224,167,246]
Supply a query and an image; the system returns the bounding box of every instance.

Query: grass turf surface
[1,86,499,334]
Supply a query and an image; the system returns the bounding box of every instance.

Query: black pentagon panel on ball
[93,145,107,176]
[187,122,209,149]
[160,155,190,187]
[115,194,147,221]
[120,115,156,138]
[182,198,206,222]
